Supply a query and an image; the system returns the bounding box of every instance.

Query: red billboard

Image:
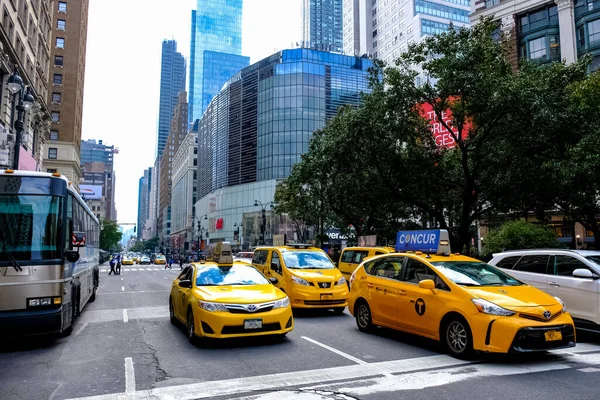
[420,101,471,149]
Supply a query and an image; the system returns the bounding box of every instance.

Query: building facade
[188,0,249,122]
[80,139,117,220]
[148,158,159,238]
[158,91,188,239]
[137,168,151,240]
[195,49,372,248]
[43,0,89,186]
[302,0,344,53]
[343,0,471,64]
[0,0,53,171]
[157,40,185,157]
[170,128,198,255]
[471,0,600,72]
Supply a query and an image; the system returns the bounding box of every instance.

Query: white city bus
[0,170,100,336]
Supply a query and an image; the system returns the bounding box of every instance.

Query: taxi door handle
[398,290,407,296]
[548,282,560,287]
[367,283,374,288]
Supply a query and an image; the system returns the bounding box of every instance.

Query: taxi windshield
[431,261,523,287]
[195,265,269,286]
[282,251,335,269]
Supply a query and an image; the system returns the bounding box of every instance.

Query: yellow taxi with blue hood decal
[251,244,349,313]
[348,230,576,358]
[169,242,293,343]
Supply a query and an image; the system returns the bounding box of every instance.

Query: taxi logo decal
[415,298,426,316]
[497,289,508,294]
[543,310,551,319]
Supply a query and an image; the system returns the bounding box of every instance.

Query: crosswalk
[99,266,183,273]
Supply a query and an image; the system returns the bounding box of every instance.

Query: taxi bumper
[470,312,576,353]
[289,284,348,309]
[194,305,294,339]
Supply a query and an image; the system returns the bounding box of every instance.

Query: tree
[100,219,122,251]
[483,221,563,256]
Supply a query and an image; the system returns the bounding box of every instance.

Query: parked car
[489,249,600,331]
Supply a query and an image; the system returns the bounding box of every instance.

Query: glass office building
[189,0,249,123]
[195,49,372,248]
[302,0,344,53]
[157,40,186,157]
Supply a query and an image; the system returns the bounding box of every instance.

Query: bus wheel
[61,325,73,337]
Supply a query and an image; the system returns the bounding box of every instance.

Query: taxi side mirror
[418,279,435,290]
[179,280,192,288]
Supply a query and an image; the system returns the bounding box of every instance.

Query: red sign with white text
[420,102,471,149]
[215,218,223,230]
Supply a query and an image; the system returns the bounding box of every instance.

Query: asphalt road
[1,263,600,400]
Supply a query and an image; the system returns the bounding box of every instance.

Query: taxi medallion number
[321,294,333,300]
[244,319,263,329]
[544,330,562,341]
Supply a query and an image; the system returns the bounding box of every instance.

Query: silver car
[489,249,600,331]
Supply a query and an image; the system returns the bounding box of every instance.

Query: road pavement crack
[137,325,171,385]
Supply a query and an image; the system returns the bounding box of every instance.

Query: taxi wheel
[169,297,176,325]
[355,301,374,332]
[187,310,198,344]
[444,318,473,359]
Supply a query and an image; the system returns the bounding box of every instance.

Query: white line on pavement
[301,336,368,365]
[163,276,168,280]
[131,268,138,271]
[124,357,135,394]
[122,309,128,323]
[72,322,87,337]
[121,278,123,281]
[121,286,125,291]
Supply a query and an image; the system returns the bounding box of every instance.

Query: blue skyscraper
[188,0,249,122]
[157,40,186,158]
[302,0,343,53]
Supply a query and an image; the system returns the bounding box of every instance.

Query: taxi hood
[194,284,282,303]
[465,285,557,308]
[290,269,341,281]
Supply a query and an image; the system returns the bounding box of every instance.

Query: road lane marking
[72,322,87,337]
[121,278,123,281]
[63,348,600,400]
[302,336,368,365]
[123,309,128,322]
[163,276,168,280]
[132,268,138,271]
[121,286,125,291]
[125,357,135,394]
[96,290,170,295]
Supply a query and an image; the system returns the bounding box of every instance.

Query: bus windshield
[0,195,62,261]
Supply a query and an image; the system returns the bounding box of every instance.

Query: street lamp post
[194,215,209,258]
[233,222,243,250]
[7,66,35,170]
[253,200,274,245]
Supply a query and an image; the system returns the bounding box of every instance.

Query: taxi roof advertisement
[395,229,449,254]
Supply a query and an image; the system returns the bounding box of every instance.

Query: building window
[57,19,65,31]
[52,92,62,104]
[485,0,500,7]
[589,19,600,46]
[58,2,67,12]
[56,37,64,48]
[528,37,547,59]
[47,169,57,173]
[52,112,60,122]
[53,73,63,84]
[591,55,600,72]
[54,55,63,66]
[50,130,59,140]
[48,148,57,159]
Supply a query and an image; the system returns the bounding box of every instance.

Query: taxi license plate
[244,319,262,330]
[544,330,562,341]
[321,294,333,300]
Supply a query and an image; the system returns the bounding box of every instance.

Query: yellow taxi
[337,246,395,280]
[251,244,348,313]
[349,230,576,358]
[122,255,133,265]
[169,242,293,343]
[155,255,166,265]
[132,255,139,263]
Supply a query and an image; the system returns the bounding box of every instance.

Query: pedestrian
[168,257,174,269]
[116,254,122,275]
[109,256,117,275]
[179,257,183,270]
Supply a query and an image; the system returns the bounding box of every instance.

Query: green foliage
[483,221,563,255]
[100,220,122,251]
[129,237,159,253]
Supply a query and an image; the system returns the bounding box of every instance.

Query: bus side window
[65,195,73,249]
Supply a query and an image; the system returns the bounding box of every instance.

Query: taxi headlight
[198,300,229,312]
[273,297,290,309]
[471,298,516,316]
[291,275,311,286]
[554,296,567,312]
[337,276,346,286]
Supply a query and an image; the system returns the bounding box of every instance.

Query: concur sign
[394,229,451,255]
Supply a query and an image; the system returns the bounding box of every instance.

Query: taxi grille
[314,282,332,289]
[510,324,575,352]
[304,300,346,306]
[519,311,562,322]
[221,323,281,335]
[226,306,274,314]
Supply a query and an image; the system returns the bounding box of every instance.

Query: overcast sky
[81,0,301,226]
